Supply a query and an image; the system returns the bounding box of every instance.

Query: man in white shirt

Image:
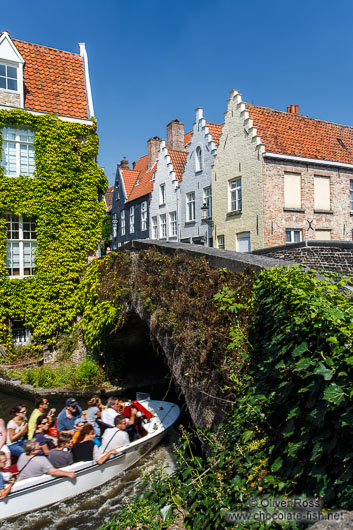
[99,415,130,455]
[101,397,120,427]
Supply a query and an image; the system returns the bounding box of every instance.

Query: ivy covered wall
[0,109,107,350]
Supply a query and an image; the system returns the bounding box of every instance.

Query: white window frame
[159,184,166,205]
[129,206,134,233]
[141,201,148,231]
[217,235,225,249]
[169,211,177,237]
[0,62,18,91]
[203,186,212,218]
[195,146,202,172]
[285,228,302,243]
[1,127,35,178]
[5,213,37,278]
[229,178,242,212]
[11,321,31,345]
[160,214,167,239]
[152,216,158,239]
[350,181,353,213]
[121,210,125,236]
[186,191,196,222]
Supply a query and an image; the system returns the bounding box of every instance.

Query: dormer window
[0,63,17,91]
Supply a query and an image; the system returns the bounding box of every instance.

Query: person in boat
[86,396,103,436]
[33,415,54,456]
[99,415,130,455]
[57,398,82,435]
[0,419,11,467]
[27,398,56,440]
[71,424,118,465]
[17,439,76,481]
[6,405,28,457]
[0,450,16,500]
[101,397,138,441]
[48,432,73,468]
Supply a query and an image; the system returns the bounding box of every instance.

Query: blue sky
[2,0,353,185]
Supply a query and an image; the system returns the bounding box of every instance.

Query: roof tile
[12,38,88,120]
[247,104,353,165]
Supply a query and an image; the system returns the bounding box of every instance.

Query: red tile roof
[169,149,187,183]
[12,38,88,120]
[121,168,140,198]
[246,104,353,165]
[104,185,114,212]
[184,130,192,145]
[206,122,222,145]
[127,156,156,203]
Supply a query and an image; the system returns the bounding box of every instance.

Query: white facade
[149,141,180,241]
[179,108,218,246]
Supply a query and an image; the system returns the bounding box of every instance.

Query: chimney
[287,104,300,114]
[120,157,129,169]
[167,119,185,151]
[147,137,161,170]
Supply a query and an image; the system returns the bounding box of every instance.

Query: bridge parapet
[121,239,294,275]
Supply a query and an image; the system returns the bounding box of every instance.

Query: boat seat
[3,463,19,476]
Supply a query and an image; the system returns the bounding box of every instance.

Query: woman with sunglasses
[33,415,53,456]
[7,405,28,457]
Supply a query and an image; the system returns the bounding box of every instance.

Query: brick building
[212,90,353,252]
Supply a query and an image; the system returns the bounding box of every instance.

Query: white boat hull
[0,399,180,521]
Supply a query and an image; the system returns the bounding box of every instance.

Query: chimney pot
[120,157,129,169]
[167,119,185,151]
[287,104,299,114]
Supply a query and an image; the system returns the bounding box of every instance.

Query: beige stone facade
[212,90,264,251]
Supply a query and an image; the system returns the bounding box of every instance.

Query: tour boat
[0,395,180,521]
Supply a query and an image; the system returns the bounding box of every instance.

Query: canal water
[0,391,180,529]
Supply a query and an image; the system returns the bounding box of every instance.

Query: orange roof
[247,104,353,165]
[184,130,192,145]
[105,185,114,212]
[12,38,88,120]
[206,122,222,145]
[169,149,187,183]
[121,168,140,198]
[127,156,156,203]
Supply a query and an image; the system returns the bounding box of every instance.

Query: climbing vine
[0,109,107,351]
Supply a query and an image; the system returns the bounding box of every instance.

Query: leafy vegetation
[99,260,353,529]
[0,109,107,354]
[7,359,106,388]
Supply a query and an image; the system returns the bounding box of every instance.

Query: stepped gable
[126,155,156,202]
[206,122,222,145]
[246,103,353,165]
[12,38,88,119]
[168,149,187,183]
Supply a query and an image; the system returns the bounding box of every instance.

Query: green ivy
[0,109,107,350]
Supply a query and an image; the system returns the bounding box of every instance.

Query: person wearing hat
[57,398,82,436]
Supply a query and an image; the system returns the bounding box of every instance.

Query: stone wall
[252,241,353,276]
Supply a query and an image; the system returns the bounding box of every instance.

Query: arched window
[195,146,202,172]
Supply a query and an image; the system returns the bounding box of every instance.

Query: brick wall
[253,241,353,276]
[263,158,353,247]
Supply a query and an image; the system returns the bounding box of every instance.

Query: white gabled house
[149,120,188,241]
[179,108,222,246]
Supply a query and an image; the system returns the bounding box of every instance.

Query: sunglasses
[40,421,49,425]
[19,410,26,414]
[42,401,49,405]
